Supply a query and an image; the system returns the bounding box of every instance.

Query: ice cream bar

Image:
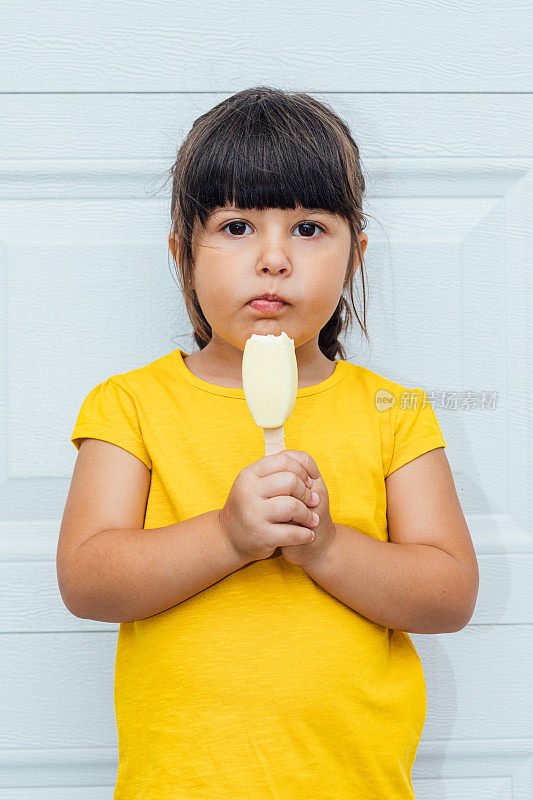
[242,331,298,456]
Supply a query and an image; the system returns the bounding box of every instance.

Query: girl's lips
[248,299,288,312]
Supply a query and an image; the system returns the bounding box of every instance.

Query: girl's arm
[302,448,479,634]
[57,438,247,623]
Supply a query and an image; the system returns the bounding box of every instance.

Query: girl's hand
[280,450,337,569]
[218,451,321,564]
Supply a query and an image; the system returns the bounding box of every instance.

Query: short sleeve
[385,387,447,478]
[71,377,152,470]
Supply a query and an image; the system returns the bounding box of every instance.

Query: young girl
[58,86,479,799]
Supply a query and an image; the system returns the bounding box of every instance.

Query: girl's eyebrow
[305,209,337,217]
[211,207,336,217]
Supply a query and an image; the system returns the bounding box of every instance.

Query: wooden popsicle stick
[263,426,287,558]
[263,426,285,456]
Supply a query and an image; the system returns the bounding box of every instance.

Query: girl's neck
[183,338,336,390]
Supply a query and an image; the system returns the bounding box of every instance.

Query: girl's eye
[222,221,252,236]
[221,220,325,237]
[294,222,325,237]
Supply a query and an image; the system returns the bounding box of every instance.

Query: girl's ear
[359,232,369,255]
[168,233,179,261]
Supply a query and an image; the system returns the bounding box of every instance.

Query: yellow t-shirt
[71,348,447,800]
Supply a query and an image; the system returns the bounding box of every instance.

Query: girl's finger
[253,451,313,488]
[259,470,318,507]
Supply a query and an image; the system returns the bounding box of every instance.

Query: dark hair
[163,86,373,361]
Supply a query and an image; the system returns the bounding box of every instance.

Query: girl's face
[177,204,367,360]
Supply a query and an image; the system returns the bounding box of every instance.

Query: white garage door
[0,2,531,797]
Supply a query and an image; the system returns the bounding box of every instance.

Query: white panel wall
[1,1,532,797]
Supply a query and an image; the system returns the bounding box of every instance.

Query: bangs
[185,99,352,227]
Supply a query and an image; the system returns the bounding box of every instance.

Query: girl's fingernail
[306,476,312,487]
[311,492,319,503]
[312,512,319,524]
